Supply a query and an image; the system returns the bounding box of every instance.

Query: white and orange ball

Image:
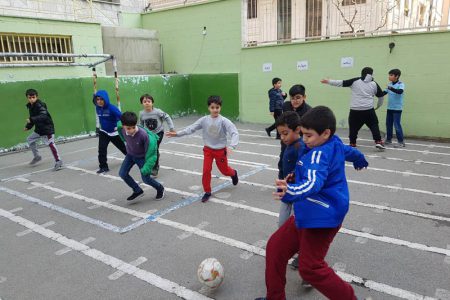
[197,258,224,289]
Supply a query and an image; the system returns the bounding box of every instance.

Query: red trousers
[202,146,235,193]
[265,216,356,300]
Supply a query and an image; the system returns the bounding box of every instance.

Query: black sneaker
[231,170,238,185]
[255,298,267,300]
[156,187,165,200]
[127,189,144,201]
[264,128,271,137]
[201,192,211,203]
[96,167,110,174]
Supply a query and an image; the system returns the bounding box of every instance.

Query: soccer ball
[197,258,224,289]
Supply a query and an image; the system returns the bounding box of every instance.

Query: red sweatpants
[265,216,356,300]
[202,146,235,193]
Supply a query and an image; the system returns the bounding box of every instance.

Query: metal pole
[112,56,121,111]
[0,52,112,58]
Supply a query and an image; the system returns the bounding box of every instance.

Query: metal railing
[243,0,450,47]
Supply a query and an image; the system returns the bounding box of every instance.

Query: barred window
[0,33,73,64]
[247,0,257,19]
[342,0,366,6]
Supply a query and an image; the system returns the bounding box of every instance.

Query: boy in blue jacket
[256,106,368,300]
[93,90,127,174]
[265,77,287,139]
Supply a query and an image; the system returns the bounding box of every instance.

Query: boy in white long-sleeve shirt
[166,95,239,202]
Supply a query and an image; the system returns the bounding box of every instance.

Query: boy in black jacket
[23,89,63,171]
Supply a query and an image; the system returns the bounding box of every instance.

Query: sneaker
[96,167,110,174]
[53,160,63,171]
[394,142,406,148]
[156,187,165,200]
[151,168,159,178]
[201,192,212,203]
[127,189,144,201]
[375,141,386,150]
[349,143,357,148]
[254,298,267,300]
[231,170,238,185]
[264,128,271,137]
[385,139,392,145]
[301,280,313,288]
[29,155,42,165]
[290,256,299,270]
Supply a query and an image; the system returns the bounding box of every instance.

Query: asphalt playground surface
[1,115,449,300]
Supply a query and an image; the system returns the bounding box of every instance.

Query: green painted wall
[142,0,241,74]
[0,73,237,149]
[189,73,239,119]
[141,0,450,139]
[120,12,143,29]
[0,15,105,81]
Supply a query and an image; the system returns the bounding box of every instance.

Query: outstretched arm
[344,145,368,170]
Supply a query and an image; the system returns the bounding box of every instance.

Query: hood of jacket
[362,74,373,82]
[93,90,111,107]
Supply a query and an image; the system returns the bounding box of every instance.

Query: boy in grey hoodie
[321,67,385,150]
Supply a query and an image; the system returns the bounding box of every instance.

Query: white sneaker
[53,160,63,171]
[394,142,406,148]
[29,155,42,165]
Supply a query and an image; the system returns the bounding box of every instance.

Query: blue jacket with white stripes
[282,135,367,229]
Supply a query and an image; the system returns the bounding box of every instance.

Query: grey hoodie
[328,74,384,110]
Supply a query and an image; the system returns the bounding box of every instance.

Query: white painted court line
[1,178,443,299]
[27,181,54,190]
[0,147,97,171]
[16,221,55,237]
[155,218,438,300]
[237,129,450,151]
[8,207,23,213]
[167,140,450,179]
[132,209,157,221]
[177,221,209,240]
[108,256,148,280]
[0,208,213,300]
[66,165,450,256]
[55,237,96,255]
[240,240,266,260]
[161,149,269,167]
[88,199,117,210]
[146,153,450,223]
[54,188,84,199]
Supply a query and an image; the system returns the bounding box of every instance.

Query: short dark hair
[25,89,38,97]
[388,69,401,78]
[289,84,306,97]
[207,95,222,106]
[120,111,138,126]
[140,94,154,104]
[272,77,282,85]
[275,111,301,131]
[300,106,336,136]
[361,67,373,78]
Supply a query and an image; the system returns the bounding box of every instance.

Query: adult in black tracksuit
[277,84,312,179]
[265,77,287,139]
[321,67,386,150]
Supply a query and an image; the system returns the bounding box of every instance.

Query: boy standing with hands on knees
[166,95,239,203]
[256,106,368,300]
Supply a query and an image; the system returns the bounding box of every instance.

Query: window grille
[341,0,366,6]
[248,0,258,19]
[0,33,73,64]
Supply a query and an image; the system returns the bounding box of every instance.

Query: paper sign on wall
[341,57,354,68]
[297,60,308,71]
[263,63,272,72]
